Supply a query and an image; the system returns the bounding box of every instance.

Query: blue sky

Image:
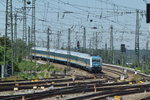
[0,0,149,50]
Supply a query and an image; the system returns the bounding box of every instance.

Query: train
[32,47,102,72]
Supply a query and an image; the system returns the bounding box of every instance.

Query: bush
[17,61,36,71]
[135,66,142,71]
[15,60,63,79]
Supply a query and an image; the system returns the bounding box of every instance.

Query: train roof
[33,47,91,59]
[92,56,101,59]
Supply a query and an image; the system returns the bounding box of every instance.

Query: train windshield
[92,59,100,62]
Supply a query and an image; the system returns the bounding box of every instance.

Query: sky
[0,0,149,50]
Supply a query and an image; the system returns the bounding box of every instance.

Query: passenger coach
[32,47,102,72]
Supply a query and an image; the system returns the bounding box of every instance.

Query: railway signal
[121,44,126,66]
[121,44,126,52]
[27,0,31,5]
[146,3,150,23]
[77,41,80,51]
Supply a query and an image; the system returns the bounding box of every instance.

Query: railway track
[0,65,128,93]
[1,82,149,100]
[104,64,150,81]
[0,76,98,92]
[102,67,127,81]
[0,73,73,83]
[1,61,150,100]
[0,73,122,93]
[69,87,150,100]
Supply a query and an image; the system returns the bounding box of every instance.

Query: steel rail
[1,82,150,100]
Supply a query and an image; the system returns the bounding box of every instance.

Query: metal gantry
[47,27,50,50]
[13,13,18,60]
[57,31,61,49]
[110,25,114,64]
[135,10,140,65]
[47,27,51,64]
[83,27,86,52]
[23,0,27,43]
[4,0,14,76]
[31,0,36,48]
[28,26,31,59]
[67,28,71,69]
[14,13,17,43]
[95,32,98,51]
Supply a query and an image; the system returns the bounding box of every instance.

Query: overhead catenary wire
[0,0,149,50]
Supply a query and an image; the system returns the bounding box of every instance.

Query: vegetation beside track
[15,60,63,80]
[0,37,63,80]
[1,60,64,80]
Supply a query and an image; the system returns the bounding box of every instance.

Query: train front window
[92,59,100,63]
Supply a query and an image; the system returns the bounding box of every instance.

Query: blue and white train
[32,47,102,72]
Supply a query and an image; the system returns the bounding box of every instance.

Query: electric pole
[135,10,140,65]
[83,27,86,52]
[89,39,92,54]
[105,43,108,63]
[31,0,36,48]
[23,0,27,43]
[31,0,36,61]
[146,41,149,51]
[67,28,71,70]
[47,27,51,64]
[28,26,31,59]
[14,13,17,59]
[92,33,95,55]
[4,0,14,76]
[110,25,114,64]
[14,13,17,43]
[28,26,31,46]
[57,31,61,49]
[47,28,50,50]
[95,32,98,51]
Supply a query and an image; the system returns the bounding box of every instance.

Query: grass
[1,60,64,80]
